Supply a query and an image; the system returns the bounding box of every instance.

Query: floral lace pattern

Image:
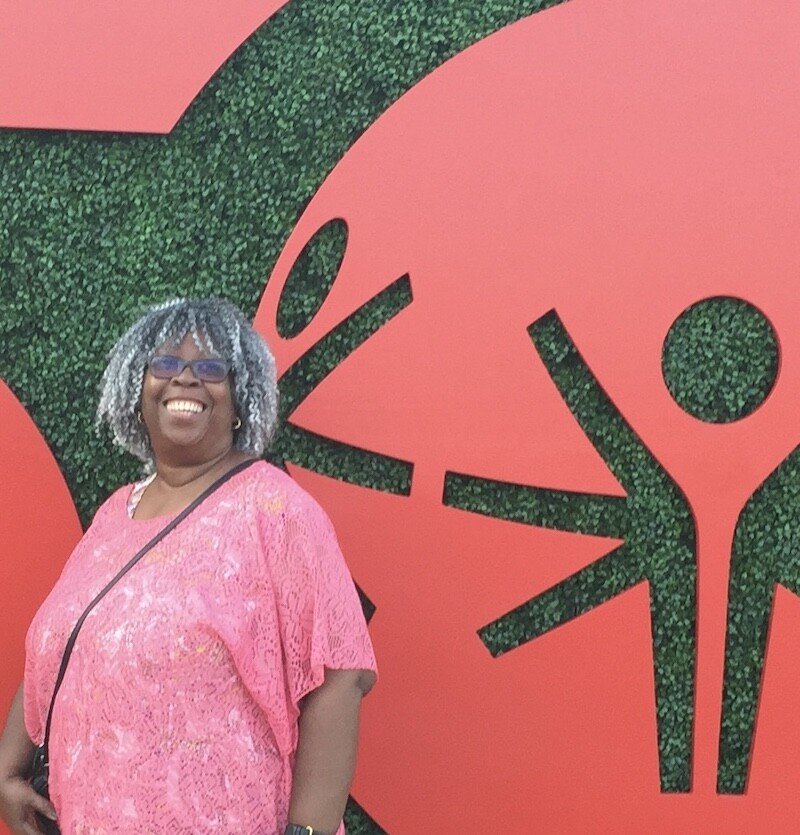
[126,471,156,518]
[24,462,375,834]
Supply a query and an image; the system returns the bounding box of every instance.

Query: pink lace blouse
[24,462,376,834]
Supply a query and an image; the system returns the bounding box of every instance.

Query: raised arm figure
[445,308,697,792]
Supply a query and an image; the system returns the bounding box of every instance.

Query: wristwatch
[284,826,329,835]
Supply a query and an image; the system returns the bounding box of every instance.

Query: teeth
[165,400,205,414]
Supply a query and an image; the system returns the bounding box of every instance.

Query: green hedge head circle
[662,295,779,423]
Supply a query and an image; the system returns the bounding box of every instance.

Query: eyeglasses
[147,354,231,383]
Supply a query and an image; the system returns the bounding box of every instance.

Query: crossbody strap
[39,457,259,767]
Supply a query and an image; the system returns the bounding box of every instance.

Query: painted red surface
[0,1,288,132]
[0,381,82,719]
[4,0,800,830]
[255,0,800,830]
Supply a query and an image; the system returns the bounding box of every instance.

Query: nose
[172,363,201,385]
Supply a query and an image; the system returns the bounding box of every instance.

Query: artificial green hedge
[0,0,788,819]
[277,218,348,339]
[661,297,778,424]
[0,0,562,829]
[0,0,561,523]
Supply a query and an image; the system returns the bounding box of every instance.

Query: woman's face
[139,332,237,466]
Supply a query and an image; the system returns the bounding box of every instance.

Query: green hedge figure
[660,295,780,795]
[270,256,414,497]
[445,308,697,793]
[717,449,800,793]
[446,296,781,795]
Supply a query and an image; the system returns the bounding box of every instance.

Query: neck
[152,446,240,490]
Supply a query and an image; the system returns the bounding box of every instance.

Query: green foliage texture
[662,296,778,423]
[0,0,562,829]
[277,218,348,339]
[0,0,788,818]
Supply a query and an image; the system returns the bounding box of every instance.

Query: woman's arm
[0,682,58,833]
[0,684,34,781]
[287,668,376,835]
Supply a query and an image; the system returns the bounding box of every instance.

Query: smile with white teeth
[164,399,206,414]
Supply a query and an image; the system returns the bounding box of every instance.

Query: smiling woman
[97,297,278,470]
[0,298,377,835]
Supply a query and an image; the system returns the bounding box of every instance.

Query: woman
[0,297,377,834]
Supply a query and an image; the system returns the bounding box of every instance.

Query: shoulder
[86,481,138,528]
[242,460,330,522]
[242,463,340,563]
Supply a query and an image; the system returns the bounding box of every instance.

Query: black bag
[30,743,58,834]
[28,459,258,833]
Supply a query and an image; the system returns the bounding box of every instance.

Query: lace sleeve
[264,491,378,707]
[23,485,127,745]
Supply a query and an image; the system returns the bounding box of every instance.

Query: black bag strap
[38,457,259,767]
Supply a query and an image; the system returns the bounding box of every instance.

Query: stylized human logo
[6,0,800,830]
[266,207,787,799]
[444,295,780,795]
[268,219,414,501]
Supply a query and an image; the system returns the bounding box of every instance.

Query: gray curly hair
[96,297,278,467]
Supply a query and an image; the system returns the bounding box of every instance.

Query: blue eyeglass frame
[147,354,232,383]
